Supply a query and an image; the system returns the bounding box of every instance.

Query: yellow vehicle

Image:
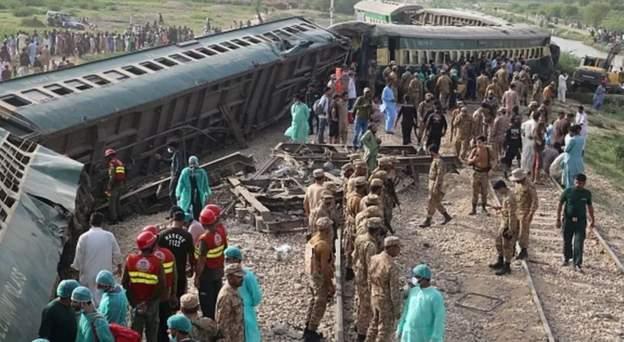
[571,43,623,92]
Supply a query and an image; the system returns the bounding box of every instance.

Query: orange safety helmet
[199,208,217,225]
[104,148,117,158]
[142,225,159,236]
[204,204,222,218]
[136,231,157,250]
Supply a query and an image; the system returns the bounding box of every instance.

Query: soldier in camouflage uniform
[352,218,383,342]
[304,217,334,341]
[216,264,245,342]
[489,180,519,275]
[376,158,399,234]
[309,192,339,242]
[304,169,326,221]
[476,71,490,101]
[509,168,538,260]
[420,144,452,228]
[344,177,368,281]
[355,204,382,236]
[347,160,368,195]
[408,75,423,108]
[451,107,473,160]
[485,77,503,100]
[360,178,384,212]
[417,93,435,142]
[341,163,355,206]
[366,236,401,342]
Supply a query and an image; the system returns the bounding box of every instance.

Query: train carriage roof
[0,17,345,136]
[419,8,507,26]
[354,1,423,16]
[331,21,550,41]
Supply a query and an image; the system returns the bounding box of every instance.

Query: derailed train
[0,17,350,341]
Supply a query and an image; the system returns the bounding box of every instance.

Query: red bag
[109,323,141,342]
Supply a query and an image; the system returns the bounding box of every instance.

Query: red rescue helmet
[204,204,222,218]
[199,208,217,225]
[142,225,159,236]
[104,148,117,157]
[136,231,157,250]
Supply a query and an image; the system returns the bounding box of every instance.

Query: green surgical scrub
[397,286,446,342]
[76,311,114,342]
[98,285,129,326]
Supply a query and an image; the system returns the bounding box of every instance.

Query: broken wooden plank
[227,177,272,221]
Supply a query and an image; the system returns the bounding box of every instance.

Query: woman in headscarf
[176,156,212,219]
[561,124,585,189]
[284,93,310,143]
[224,246,262,342]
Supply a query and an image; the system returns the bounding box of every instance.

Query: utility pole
[330,0,334,26]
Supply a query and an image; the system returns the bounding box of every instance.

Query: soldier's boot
[495,263,511,276]
[441,212,452,225]
[481,204,489,215]
[419,217,432,228]
[346,268,355,281]
[489,256,504,269]
[357,334,366,342]
[516,248,528,260]
[469,203,477,215]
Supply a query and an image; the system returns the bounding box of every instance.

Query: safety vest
[125,253,161,303]
[109,158,126,182]
[153,247,175,291]
[195,226,226,269]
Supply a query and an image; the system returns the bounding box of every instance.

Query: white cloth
[520,119,537,172]
[558,74,568,91]
[188,220,205,245]
[575,111,588,139]
[71,227,122,304]
[348,77,357,99]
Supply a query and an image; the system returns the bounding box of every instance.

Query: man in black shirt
[159,210,196,301]
[395,95,418,145]
[422,103,447,150]
[502,115,522,178]
[38,279,80,342]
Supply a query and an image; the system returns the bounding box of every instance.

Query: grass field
[0,0,354,38]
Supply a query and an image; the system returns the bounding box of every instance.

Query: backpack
[313,98,323,115]
[109,323,141,342]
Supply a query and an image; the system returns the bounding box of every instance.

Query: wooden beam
[228,177,271,220]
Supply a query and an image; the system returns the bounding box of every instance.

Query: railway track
[492,176,624,342]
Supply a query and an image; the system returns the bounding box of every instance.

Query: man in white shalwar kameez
[520,115,537,173]
[71,212,123,305]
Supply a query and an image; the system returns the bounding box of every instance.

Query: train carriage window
[255,35,271,42]
[284,26,299,34]
[232,39,250,47]
[300,23,316,30]
[183,50,205,60]
[263,32,280,42]
[104,70,130,81]
[273,30,291,40]
[22,89,54,102]
[169,54,192,63]
[122,65,148,76]
[242,36,261,44]
[84,74,111,85]
[402,50,410,65]
[294,25,308,32]
[209,44,228,53]
[155,57,178,67]
[220,41,240,50]
[64,79,93,90]
[0,94,31,107]
[44,84,74,96]
[197,47,217,56]
[139,61,164,72]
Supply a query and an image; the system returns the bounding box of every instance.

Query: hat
[367,217,384,229]
[412,264,432,279]
[167,314,193,334]
[354,176,367,186]
[316,217,333,230]
[224,263,245,277]
[341,163,355,172]
[56,279,80,298]
[95,270,115,287]
[363,87,371,93]
[509,168,527,181]
[323,182,338,193]
[370,170,387,180]
[364,194,380,206]
[169,205,183,218]
[369,178,383,188]
[425,93,434,99]
[378,157,390,166]
[180,293,200,310]
[322,192,335,199]
[384,236,401,248]
[312,168,325,178]
[353,160,367,167]
[188,155,199,167]
[224,246,243,260]
[32,339,50,342]
[71,286,93,303]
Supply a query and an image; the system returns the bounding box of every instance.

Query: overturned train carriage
[0,128,90,341]
[0,17,350,186]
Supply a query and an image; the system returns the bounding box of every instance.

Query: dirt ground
[107,99,624,341]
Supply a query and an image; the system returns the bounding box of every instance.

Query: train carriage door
[388,37,399,62]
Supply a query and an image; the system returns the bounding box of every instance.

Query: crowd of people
[0,19,194,81]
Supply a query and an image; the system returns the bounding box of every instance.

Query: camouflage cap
[365,205,382,217]
[354,176,368,186]
[316,217,333,230]
[321,191,335,199]
[323,182,338,193]
[369,178,384,188]
[370,170,388,180]
[384,236,401,248]
[312,168,325,178]
[353,160,367,168]
[348,153,363,161]
[341,163,355,172]
[364,194,380,205]
[425,93,434,99]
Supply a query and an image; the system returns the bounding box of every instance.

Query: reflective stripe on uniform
[207,245,224,258]
[163,261,174,274]
[115,166,125,174]
[128,271,158,284]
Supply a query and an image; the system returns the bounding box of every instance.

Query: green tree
[582,3,609,27]
[562,5,579,18]
[603,11,624,31]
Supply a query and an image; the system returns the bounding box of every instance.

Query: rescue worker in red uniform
[194,207,227,319]
[142,225,178,342]
[122,231,166,342]
[105,148,126,224]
